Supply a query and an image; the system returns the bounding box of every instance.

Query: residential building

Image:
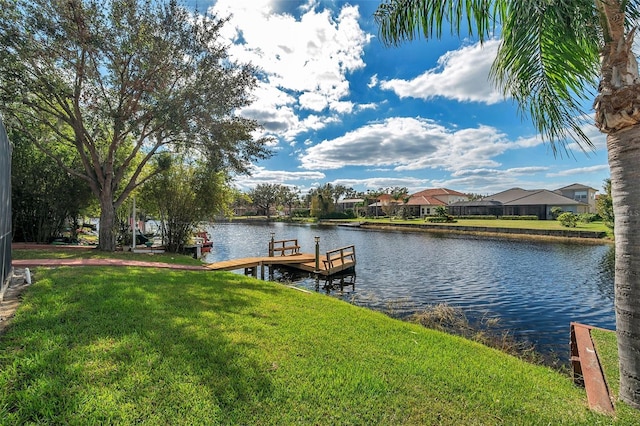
[449,187,592,219]
[336,198,365,212]
[555,183,598,213]
[405,188,468,217]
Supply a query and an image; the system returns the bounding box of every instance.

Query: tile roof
[556,183,598,192]
[483,188,588,206]
[405,195,446,206]
[410,188,467,198]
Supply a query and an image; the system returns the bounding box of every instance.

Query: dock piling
[314,236,320,273]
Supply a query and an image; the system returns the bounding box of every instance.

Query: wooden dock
[206,239,356,277]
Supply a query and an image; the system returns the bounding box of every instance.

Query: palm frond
[490,0,601,154]
[375,0,509,46]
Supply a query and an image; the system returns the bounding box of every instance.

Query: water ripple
[205,223,615,360]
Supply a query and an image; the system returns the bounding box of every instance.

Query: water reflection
[316,272,356,295]
[205,222,615,360]
[265,267,357,295]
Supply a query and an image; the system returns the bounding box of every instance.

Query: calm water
[204,222,615,360]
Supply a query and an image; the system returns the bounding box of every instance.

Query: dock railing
[269,238,301,257]
[322,245,356,271]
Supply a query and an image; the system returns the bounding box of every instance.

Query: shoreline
[352,222,610,245]
[225,217,612,245]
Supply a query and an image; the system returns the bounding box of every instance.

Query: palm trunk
[608,124,640,409]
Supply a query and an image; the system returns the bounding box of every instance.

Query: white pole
[132,196,136,251]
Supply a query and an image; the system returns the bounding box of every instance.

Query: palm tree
[375,0,640,408]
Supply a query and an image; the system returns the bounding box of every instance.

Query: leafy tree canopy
[0,0,272,250]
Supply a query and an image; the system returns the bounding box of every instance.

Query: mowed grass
[1,267,634,424]
[590,329,640,423]
[347,217,609,232]
[11,247,203,266]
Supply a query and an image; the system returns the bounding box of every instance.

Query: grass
[229,216,613,239]
[590,329,640,423]
[11,247,203,266]
[347,217,608,231]
[1,266,637,424]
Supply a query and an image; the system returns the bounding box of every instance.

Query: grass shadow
[0,267,277,423]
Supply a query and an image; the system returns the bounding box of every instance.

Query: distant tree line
[237,183,419,220]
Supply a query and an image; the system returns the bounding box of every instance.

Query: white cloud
[232,165,326,190]
[547,164,609,177]
[379,40,504,104]
[212,0,372,142]
[565,120,607,153]
[332,177,428,193]
[367,74,378,88]
[357,102,378,111]
[451,166,549,178]
[299,116,536,172]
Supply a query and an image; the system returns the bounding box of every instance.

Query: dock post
[314,236,320,273]
[260,261,265,280]
[269,232,275,257]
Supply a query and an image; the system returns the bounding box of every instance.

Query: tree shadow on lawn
[0,267,278,423]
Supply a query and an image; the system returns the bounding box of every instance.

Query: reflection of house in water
[316,273,356,295]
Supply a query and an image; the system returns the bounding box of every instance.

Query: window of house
[574,191,587,201]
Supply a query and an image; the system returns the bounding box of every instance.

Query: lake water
[204,222,615,361]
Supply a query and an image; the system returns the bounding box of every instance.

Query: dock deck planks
[206,253,315,271]
[206,239,356,277]
[206,253,355,276]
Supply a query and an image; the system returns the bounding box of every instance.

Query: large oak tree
[376,0,640,408]
[0,0,271,250]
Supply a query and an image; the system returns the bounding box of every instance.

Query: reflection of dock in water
[316,273,356,295]
[206,238,356,278]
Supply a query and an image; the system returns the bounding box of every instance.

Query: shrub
[435,206,448,217]
[550,206,564,220]
[557,212,577,228]
[292,209,310,218]
[498,215,539,220]
[426,216,457,223]
[578,213,599,223]
[455,215,498,220]
[321,211,352,220]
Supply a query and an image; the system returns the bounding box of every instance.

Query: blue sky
[190,0,611,196]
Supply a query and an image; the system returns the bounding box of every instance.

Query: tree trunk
[97,192,117,251]
[608,124,640,409]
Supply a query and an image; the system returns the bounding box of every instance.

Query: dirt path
[0,269,30,334]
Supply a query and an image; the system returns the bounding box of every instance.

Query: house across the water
[449,184,597,220]
[335,183,598,220]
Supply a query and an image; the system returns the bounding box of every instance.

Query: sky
[187,0,612,197]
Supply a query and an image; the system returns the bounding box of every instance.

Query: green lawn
[330,217,612,237]
[590,329,640,422]
[11,247,204,266]
[1,266,635,424]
